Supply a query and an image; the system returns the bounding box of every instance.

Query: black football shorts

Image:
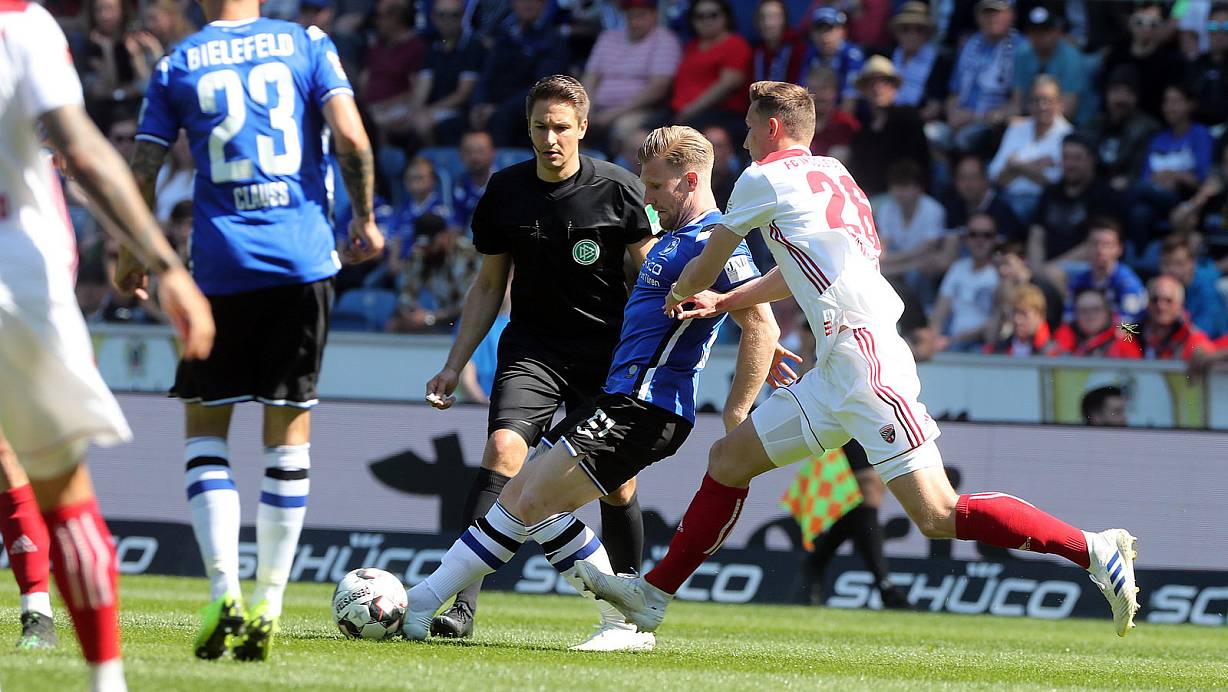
[544,393,692,495]
[171,278,333,408]
[486,331,607,444]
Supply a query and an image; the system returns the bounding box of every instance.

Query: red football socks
[956,492,1089,569]
[645,474,749,594]
[43,498,121,663]
[0,484,51,597]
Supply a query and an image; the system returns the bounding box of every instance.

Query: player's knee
[706,437,749,487]
[911,504,957,539]
[602,478,636,506]
[484,429,528,477]
[508,483,550,526]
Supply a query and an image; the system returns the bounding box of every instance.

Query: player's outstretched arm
[722,303,780,432]
[324,94,385,263]
[664,224,743,314]
[673,267,793,319]
[41,104,214,359]
[425,253,511,410]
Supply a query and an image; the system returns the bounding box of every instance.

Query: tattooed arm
[40,103,214,359]
[324,93,384,263]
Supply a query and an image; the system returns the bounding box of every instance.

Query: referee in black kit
[424,75,656,650]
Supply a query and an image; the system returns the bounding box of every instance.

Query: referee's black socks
[454,468,512,612]
[600,494,644,576]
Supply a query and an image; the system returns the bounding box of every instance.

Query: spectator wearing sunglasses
[931,213,1001,352]
[889,1,951,123]
[1187,2,1228,125]
[1102,1,1182,121]
[670,0,751,135]
[1133,275,1214,360]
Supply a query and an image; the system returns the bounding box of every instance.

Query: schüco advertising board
[5,394,1224,625]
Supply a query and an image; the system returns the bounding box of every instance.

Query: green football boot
[232,601,279,662]
[194,593,245,660]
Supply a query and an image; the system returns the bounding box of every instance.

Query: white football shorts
[0,239,131,479]
[752,325,942,483]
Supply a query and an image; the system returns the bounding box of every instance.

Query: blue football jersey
[604,210,760,422]
[137,18,353,294]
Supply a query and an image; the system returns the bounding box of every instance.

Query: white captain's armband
[724,254,755,283]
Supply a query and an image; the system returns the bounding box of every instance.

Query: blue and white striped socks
[251,444,310,619]
[185,436,241,600]
[409,502,622,625]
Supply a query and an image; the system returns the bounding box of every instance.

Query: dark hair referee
[424,75,656,649]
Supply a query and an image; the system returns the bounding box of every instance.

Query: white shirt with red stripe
[0,0,82,294]
[722,145,905,365]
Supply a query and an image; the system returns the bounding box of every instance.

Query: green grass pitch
[2,573,1226,690]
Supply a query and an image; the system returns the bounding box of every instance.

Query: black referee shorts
[171,278,333,408]
[544,393,692,496]
[487,332,607,445]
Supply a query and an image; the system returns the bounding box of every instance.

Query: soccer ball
[332,568,408,640]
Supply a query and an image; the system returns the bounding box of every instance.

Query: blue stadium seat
[331,288,398,332]
[419,146,465,185]
[494,147,535,171]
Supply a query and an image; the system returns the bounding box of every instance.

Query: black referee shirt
[471,155,652,357]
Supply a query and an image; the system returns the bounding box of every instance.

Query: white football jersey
[0,1,83,291]
[722,146,905,364]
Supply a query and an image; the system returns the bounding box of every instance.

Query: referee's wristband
[669,284,688,303]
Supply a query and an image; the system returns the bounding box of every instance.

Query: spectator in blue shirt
[1159,233,1227,338]
[380,157,451,287]
[470,0,570,146]
[1013,4,1088,123]
[799,7,865,111]
[1128,83,1214,268]
[451,130,496,235]
[1066,218,1147,324]
[945,0,1019,153]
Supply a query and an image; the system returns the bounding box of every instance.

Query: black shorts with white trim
[544,393,692,495]
[171,278,333,408]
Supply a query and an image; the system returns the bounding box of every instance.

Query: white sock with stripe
[528,513,626,626]
[409,501,529,613]
[252,444,310,619]
[184,436,241,601]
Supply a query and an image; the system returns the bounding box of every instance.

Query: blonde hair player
[401,124,779,650]
[576,80,1141,639]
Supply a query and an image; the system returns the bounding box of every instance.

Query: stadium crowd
[53,0,1228,367]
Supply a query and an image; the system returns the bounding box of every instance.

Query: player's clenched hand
[767,344,802,388]
[425,367,459,410]
[343,217,385,264]
[157,267,214,360]
[671,290,723,320]
[113,245,151,300]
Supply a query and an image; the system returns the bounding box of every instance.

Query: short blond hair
[1011,284,1047,315]
[637,125,714,176]
[749,80,816,141]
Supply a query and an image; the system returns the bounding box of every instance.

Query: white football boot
[569,621,656,652]
[573,560,671,633]
[1085,528,1140,636]
[401,584,441,641]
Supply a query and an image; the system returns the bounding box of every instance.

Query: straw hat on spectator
[853,55,902,89]
[890,1,935,32]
